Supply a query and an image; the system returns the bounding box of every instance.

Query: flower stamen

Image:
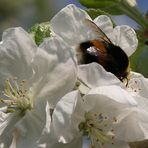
[0,78,33,115]
[127,78,141,93]
[79,112,116,148]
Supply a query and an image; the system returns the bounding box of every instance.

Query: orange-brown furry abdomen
[90,40,107,67]
[90,40,106,53]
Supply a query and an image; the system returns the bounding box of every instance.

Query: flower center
[79,112,117,147]
[0,78,33,115]
[127,78,141,94]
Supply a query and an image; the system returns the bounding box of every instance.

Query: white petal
[104,141,130,148]
[39,134,82,148]
[90,137,130,148]
[126,0,137,7]
[50,4,98,47]
[129,96,148,140]
[78,63,121,89]
[81,137,129,148]
[84,88,148,142]
[0,112,21,147]
[114,108,148,142]
[94,15,113,37]
[86,85,137,106]
[9,133,17,148]
[129,72,148,98]
[51,90,84,143]
[112,25,138,56]
[83,86,138,123]
[13,101,49,148]
[41,101,52,134]
[0,27,37,89]
[36,102,52,148]
[32,36,77,107]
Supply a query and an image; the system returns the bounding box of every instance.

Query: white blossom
[126,0,137,7]
[39,83,148,148]
[0,27,77,147]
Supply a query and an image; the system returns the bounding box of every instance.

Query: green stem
[118,1,148,29]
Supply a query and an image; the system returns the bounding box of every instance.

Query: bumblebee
[77,19,130,82]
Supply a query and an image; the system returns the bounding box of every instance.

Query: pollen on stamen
[104,116,108,120]
[0,78,33,115]
[113,117,118,123]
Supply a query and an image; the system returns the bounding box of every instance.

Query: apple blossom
[0,27,76,147]
[39,84,148,148]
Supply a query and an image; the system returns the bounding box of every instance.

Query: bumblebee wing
[84,19,112,43]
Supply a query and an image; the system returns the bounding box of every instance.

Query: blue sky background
[137,0,148,13]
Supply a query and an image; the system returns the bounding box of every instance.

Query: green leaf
[130,30,147,72]
[100,6,124,15]
[135,48,148,77]
[86,9,109,19]
[130,44,144,71]
[86,9,116,26]
[79,0,118,8]
[28,22,51,46]
[79,0,123,15]
[86,8,110,19]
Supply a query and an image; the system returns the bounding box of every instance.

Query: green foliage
[80,0,123,15]
[79,0,118,9]
[28,22,51,46]
[136,48,148,76]
[86,9,110,19]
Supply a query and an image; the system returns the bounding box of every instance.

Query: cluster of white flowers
[0,4,148,148]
